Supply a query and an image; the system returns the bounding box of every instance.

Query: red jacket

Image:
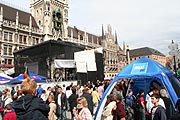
[3,111,17,120]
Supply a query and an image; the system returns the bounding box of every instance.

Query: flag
[24,66,30,79]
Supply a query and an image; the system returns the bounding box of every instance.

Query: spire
[115,31,118,44]
[15,11,19,29]
[0,6,3,24]
[102,24,105,40]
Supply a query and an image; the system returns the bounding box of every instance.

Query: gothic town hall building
[0,0,127,78]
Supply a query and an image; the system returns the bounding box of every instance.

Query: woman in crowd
[12,78,50,120]
[102,94,116,120]
[73,97,92,120]
[48,94,57,120]
[112,91,126,120]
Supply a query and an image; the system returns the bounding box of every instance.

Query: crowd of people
[0,78,179,120]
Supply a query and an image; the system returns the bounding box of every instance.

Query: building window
[19,35,23,44]
[8,45,12,55]
[8,59,12,64]
[4,32,8,41]
[9,32,13,42]
[24,36,27,44]
[36,38,39,44]
[3,44,8,55]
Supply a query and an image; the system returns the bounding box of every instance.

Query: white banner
[54,59,76,68]
[74,49,97,72]
[76,61,87,73]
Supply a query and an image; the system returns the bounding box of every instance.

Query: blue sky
[1,0,180,56]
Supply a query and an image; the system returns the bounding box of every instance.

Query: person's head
[57,87,62,94]
[160,89,168,98]
[153,88,160,95]
[5,104,12,111]
[151,93,160,105]
[107,94,114,103]
[138,89,144,96]
[128,89,133,95]
[71,86,76,94]
[48,94,54,103]
[21,79,37,95]
[93,86,98,92]
[77,97,88,109]
[113,91,122,102]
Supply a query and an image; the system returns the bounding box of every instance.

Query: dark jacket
[68,93,78,111]
[12,94,50,120]
[81,93,93,114]
[151,105,167,120]
[55,92,68,110]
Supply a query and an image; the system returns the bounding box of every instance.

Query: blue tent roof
[116,56,173,78]
[6,72,47,84]
[95,56,178,120]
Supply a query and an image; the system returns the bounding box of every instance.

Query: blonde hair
[21,79,37,95]
[160,89,168,97]
[48,94,55,101]
[77,97,88,108]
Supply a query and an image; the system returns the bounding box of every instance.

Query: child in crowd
[3,104,16,120]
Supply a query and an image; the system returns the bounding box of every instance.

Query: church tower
[30,0,68,41]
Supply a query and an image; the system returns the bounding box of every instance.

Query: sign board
[131,62,148,74]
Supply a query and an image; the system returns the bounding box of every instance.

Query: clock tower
[30,0,68,41]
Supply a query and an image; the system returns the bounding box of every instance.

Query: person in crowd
[160,89,171,120]
[11,87,16,97]
[102,94,116,120]
[171,98,180,120]
[112,91,126,120]
[68,86,78,119]
[37,84,43,98]
[46,87,52,96]
[48,94,57,120]
[76,85,83,97]
[41,90,48,103]
[55,86,67,120]
[66,86,72,99]
[98,82,104,99]
[12,79,50,120]
[73,97,92,120]
[92,86,100,115]
[146,87,166,114]
[125,89,134,108]
[3,104,16,120]
[130,82,139,96]
[4,91,13,108]
[62,84,66,93]
[138,89,146,120]
[81,88,93,115]
[150,93,167,120]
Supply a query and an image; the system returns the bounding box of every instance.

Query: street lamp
[168,40,179,75]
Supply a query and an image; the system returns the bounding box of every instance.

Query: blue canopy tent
[95,56,179,120]
[6,72,47,84]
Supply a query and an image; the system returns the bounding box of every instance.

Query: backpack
[125,104,134,120]
[132,95,141,111]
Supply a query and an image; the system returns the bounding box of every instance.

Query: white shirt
[58,93,62,106]
[146,93,166,113]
